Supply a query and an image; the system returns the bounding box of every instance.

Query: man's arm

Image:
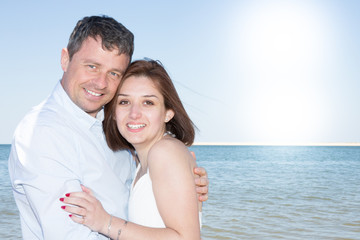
[9,125,100,239]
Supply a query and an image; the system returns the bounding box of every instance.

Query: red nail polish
[69,214,72,217]
[65,193,70,197]
[61,206,66,209]
[59,198,64,202]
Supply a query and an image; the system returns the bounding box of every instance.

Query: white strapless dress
[128,165,202,228]
[128,165,165,228]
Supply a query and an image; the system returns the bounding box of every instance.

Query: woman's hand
[60,185,110,235]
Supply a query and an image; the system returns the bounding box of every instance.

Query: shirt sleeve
[9,124,101,239]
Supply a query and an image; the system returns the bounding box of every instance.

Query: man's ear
[61,48,70,72]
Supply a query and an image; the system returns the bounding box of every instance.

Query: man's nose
[92,72,108,90]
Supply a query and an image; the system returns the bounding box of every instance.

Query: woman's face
[115,75,174,149]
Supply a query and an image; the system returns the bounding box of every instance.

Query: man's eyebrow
[84,59,125,74]
[113,68,126,74]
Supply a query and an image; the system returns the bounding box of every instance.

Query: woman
[61,59,202,239]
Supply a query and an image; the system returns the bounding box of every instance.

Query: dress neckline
[132,164,149,190]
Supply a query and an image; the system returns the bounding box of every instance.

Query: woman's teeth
[127,124,146,129]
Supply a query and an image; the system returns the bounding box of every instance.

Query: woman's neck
[133,138,160,169]
[133,129,169,168]
[135,146,149,169]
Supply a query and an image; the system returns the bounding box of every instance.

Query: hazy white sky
[1,0,360,144]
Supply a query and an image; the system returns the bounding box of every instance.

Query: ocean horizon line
[193,142,360,146]
[2,142,360,147]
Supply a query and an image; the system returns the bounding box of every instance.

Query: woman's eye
[144,100,154,105]
[119,100,129,105]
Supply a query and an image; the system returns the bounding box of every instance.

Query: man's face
[61,37,130,117]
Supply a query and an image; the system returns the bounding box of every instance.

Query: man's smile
[85,88,103,97]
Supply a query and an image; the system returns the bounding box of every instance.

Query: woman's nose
[129,104,141,119]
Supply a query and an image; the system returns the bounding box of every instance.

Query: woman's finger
[69,213,85,224]
[81,185,94,197]
[61,205,87,217]
[64,191,91,199]
[62,195,91,209]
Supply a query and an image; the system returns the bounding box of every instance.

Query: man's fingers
[196,186,208,195]
[190,151,196,161]
[193,167,207,177]
[195,177,209,186]
[198,194,208,202]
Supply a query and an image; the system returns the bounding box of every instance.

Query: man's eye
[88,65,96,69]
[110,72,120,79]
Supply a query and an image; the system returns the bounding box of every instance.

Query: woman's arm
[147,138,201,239]
[62,186,184,240]
[61,139,201,240]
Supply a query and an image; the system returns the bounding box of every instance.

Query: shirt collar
[52,80,104,130]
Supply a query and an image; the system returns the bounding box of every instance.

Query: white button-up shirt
[8,81,136,239]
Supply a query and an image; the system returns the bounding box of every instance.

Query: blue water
[0,144,21,239]
[1,144,360,239]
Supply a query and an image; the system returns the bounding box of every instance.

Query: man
[8,15,208,239]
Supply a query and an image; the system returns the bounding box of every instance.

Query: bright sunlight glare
[233,1,332,143]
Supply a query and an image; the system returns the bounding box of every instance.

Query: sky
[1,0,360,144]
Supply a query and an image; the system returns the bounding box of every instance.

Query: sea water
[0,144,21,239]
[1,144,360,239]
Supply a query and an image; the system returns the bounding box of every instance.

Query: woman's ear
[165,109,175,123]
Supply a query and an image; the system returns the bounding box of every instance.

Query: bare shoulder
[151,137,188,154]
[148,137,194,169]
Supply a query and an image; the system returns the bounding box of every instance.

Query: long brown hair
[103,59,196,152]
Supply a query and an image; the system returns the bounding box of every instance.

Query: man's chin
[84,107,103,118]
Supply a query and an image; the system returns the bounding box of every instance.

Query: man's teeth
[127,124,146,129]
[86,89,102,96]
